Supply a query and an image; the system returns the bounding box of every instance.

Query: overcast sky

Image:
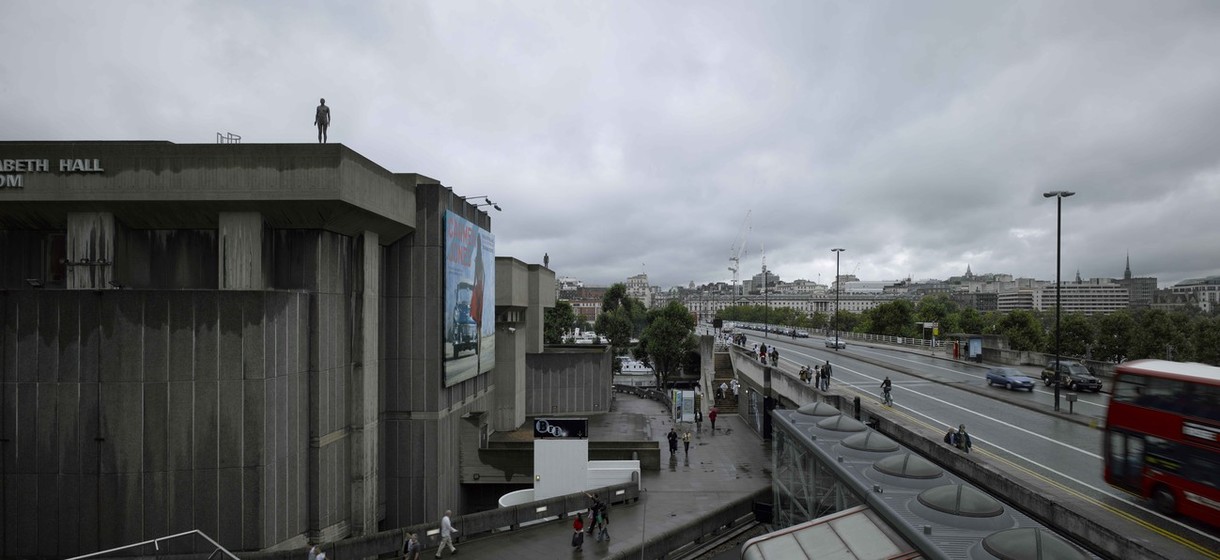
[4,1,1219,290]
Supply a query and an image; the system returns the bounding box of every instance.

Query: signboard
[533,418,589,439]
[444,211,496,387]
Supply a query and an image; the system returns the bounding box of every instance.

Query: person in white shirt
[435,510,458,557]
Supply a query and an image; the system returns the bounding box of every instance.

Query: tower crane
[728,210,752,296]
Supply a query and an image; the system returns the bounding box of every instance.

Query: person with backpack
[956,424,973,453]
[943,427,958,447]
[667,428,679,455]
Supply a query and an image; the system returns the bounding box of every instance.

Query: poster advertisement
[444,210,496,387]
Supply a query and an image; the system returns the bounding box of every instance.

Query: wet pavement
[437,392,771,559]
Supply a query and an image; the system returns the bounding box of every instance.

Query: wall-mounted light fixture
[460,195,503,212]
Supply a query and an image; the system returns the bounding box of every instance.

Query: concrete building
[0,141,554,558]
[1169,275,1220,313]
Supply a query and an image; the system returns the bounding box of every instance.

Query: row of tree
[716,294,1220,366]
[544,284,700,387]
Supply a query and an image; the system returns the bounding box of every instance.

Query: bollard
[1066,392,1077,414]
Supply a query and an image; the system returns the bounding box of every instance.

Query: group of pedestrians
[667,427,695,455]
[944,424,973,453]
[798,361,833,391]
[717,379,739,401]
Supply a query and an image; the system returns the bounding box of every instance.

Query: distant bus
[1103,359,1220,527]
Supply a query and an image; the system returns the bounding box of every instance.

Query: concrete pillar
[66,212,115,289]
[349,231,380,535]
[218,212,264,290]
[493,325,526,431]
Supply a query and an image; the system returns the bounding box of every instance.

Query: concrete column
[66,212,114,289]
[218,212,264,290]
[349,231,380,535]
[493,325,526,431]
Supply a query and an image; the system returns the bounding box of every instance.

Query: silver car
[824,337,846,349]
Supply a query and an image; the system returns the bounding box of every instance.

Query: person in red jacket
[708,407,719,432]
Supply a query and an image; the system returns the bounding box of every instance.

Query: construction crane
[728,210,752,296]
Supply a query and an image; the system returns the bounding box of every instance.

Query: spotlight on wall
[26,278,44,288]
[107,280,126,289]
[508,327,517,333]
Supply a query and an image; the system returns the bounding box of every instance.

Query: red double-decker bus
[1103,359,1220,527]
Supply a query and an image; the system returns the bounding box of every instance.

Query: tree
[543,300,577,345]
[996,309,1044,351]
[1093,310,1134,363]
[915,295,960,335]
[1191,315,1220,366]
[1129,309,1193,361]
[1053,313,1095,359]
[638,300,697,387]
[859,300,916,337]
[594,283,647,359]
[958,307,987,335]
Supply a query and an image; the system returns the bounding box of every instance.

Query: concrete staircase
[711,352,739,414]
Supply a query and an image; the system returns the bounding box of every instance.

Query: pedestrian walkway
[440,392,771,558]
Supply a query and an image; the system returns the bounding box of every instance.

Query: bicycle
[881,387,893,407]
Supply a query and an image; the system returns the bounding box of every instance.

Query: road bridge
[726,335,1219,560]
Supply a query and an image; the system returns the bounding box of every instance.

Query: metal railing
[66,530,239,560]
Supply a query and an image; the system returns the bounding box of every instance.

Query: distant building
[625,273,653,307]
[1170,275,1220,313]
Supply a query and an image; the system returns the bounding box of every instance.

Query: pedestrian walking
[309,545,320,560]
[667,428,679,455]
[731,379,739,398]
[719,381,728,400]
[316,549,327,560]
[695,409,703,434]
[682,430,691,454]
[403,533,421,560]
[822,362,833,391]
[571,512,585,551]
[435,510,458,558]
[708,407,718,432]
[943,427,958,447]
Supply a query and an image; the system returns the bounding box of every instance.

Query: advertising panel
[444,210,496,387]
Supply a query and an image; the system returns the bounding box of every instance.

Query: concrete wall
[525,347,613,416]
[379,185,494,530]
[0,289,315,557]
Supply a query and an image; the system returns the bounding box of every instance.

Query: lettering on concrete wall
[0,158,104,189]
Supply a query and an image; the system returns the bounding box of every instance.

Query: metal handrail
[65,529,239,560]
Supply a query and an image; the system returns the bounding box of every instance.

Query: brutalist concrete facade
[0,141,537,558]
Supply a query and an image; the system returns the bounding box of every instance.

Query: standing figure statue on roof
[314,98,331,143]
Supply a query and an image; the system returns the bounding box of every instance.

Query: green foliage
[1092,310,1135,363]
[638,300,698,387]
[1050,313,1096,358]
[958,307,986,335]
[594,283,648,357]
[996,309,1044,351]
[544,300,577,345]
[859,300,917,337]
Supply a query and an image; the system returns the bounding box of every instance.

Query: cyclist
[880,376,893,406]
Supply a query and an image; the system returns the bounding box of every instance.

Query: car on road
[824,337,846,349]
[795,330,810,338]
[1040,360,1103,392]
[986,367,1036,391]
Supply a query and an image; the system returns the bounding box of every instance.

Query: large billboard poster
[444,210,496,387]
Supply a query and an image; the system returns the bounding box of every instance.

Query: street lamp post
[1043,191,1075,412]
[831,248,845,348]
[763,261,769,338]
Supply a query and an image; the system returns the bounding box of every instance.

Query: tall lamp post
[1043,191,1075,412]
[762,258,769,338]
[831,248,845,348]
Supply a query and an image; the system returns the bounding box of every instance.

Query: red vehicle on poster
[1103,359,1220,527]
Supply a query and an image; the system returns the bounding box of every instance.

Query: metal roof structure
[757,403,1099,560]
